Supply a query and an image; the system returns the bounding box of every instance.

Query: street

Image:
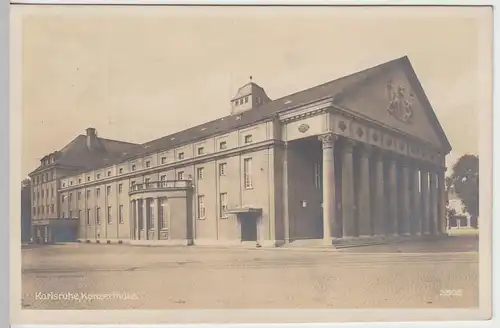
[21,235,479,309]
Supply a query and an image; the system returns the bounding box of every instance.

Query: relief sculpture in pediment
[386,81,415,124]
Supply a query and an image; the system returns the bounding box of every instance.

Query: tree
[449,154,479,228]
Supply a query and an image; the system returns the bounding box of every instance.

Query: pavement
[21,234,479,309]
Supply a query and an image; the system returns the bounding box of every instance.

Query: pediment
[333,58,451,153]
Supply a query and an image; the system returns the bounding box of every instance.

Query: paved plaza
[21,235,479,309]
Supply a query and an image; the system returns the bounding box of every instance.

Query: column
[136,199,142,240]
[342,139,357,238]
[283,142,291,243]
[358,145,372,237]
[387,155,399,236]
[154,198,160,240]
[143,198,149,239]
[400,159,411,235]
[420,169,430,235]
[319,133,338,244]
[429,170,438,235]
[373,150,386,236]
[411,164,422,235]
[437,168,447,235]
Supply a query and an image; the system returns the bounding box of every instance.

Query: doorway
[240,214,258,241]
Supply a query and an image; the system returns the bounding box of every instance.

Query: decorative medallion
[338,121,347,132]
[298,123,310,133]
[356,127,364,138]
[386,81,414,124]
[372,133,379,142]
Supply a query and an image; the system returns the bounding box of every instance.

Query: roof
[41,55,452,176]
[29,135,139,175]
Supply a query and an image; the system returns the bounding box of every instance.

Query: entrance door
[240,214,258,241]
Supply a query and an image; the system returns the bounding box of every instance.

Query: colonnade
[130,197,167,240]
[319,133,447,243]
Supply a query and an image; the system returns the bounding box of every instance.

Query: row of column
[131,198,167,240]
[319,133,447,243]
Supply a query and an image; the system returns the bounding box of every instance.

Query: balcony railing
[129,180,192,193]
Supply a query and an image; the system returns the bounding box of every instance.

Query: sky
[17,6,489,178]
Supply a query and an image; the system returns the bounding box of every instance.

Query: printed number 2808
[440,289,463,297]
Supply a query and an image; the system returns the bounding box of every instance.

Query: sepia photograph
[9,3,493,325]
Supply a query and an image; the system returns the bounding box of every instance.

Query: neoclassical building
[29,56,451,247]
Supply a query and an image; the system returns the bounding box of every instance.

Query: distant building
[21,179,31,243]
[447,185,471,229]
[28,56,451,247]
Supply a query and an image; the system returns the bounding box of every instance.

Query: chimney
[86,127,98,150]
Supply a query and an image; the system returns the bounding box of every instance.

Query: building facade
[29,56,452,247]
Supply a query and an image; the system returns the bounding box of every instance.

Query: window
[107,171,112,177]
[314,162,321,189]
[51,187,54,198]
[118,184,123,194]
[96,188,101,197]
[160,175,166,181]
[220,193,228,218]
[197,167,204,180]
[69,193,73,204]
[33,207,36,215]
[61,211,64,218]
[219,163,227,176]
[131,181,136,187]
[87,176,91,181]
[149,199,155,229]
[197,147,204,155]
[96,207,101,225]
[132,164,136,171]
[197,195,206,219]
[119,205,124,224]
[145,178,150,184]
[119,168,124,174]
[33,191,36,200]
[42,206,44,214]
[234,100,239,107]
[106,185,111,196]
[244,158,253,188]
[78,210,82,221]
[77,191,81,200]
[97,174,101,179]
[41,190,44,198]
[61,194,66,203]
[244,134,253,144]
[145,161,151,168]
[86,208,91,225]
[219,141,227,150]
[107,206,112,224]
[51,204,55,213]
[177,171,184,180]
[161,157,167,164]
[245,96,249,103]
[178,152,184,160]
[62,182,66,188]
[70,181,73,186]
[159,198,167,229]
[69,210,72,218]
[78,178,82,184]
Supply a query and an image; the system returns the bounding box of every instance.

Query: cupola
[230,76,271,115]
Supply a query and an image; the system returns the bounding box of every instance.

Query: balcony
[129,180,192,195]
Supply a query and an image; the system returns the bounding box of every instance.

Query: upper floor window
[243,157,253,189]
[161,157,167,164]
[220,192,228,218]
[118,184,123,194]
[97,174,101,179]
[77,191,82,200]
[178,152,184,160]
[61,194,66,203]
[177,171,184,180]
[78,178,82,184]
[87,176,91,181]
[106,186,111,196]
[197,195,206,219]
[244,134,253,144]
[197,147,205,156]
[160,175,166,181]
[119,168,124,174]
[86,190,91,199]
[107,171,112,177]
[197,167,204,180]
[96,188,101,197]
[244,96,249,103]
[219,141,227,150]
[145,161,151,168]
[131,164,136,171]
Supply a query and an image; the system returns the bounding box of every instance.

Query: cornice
[59,139,280,193]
